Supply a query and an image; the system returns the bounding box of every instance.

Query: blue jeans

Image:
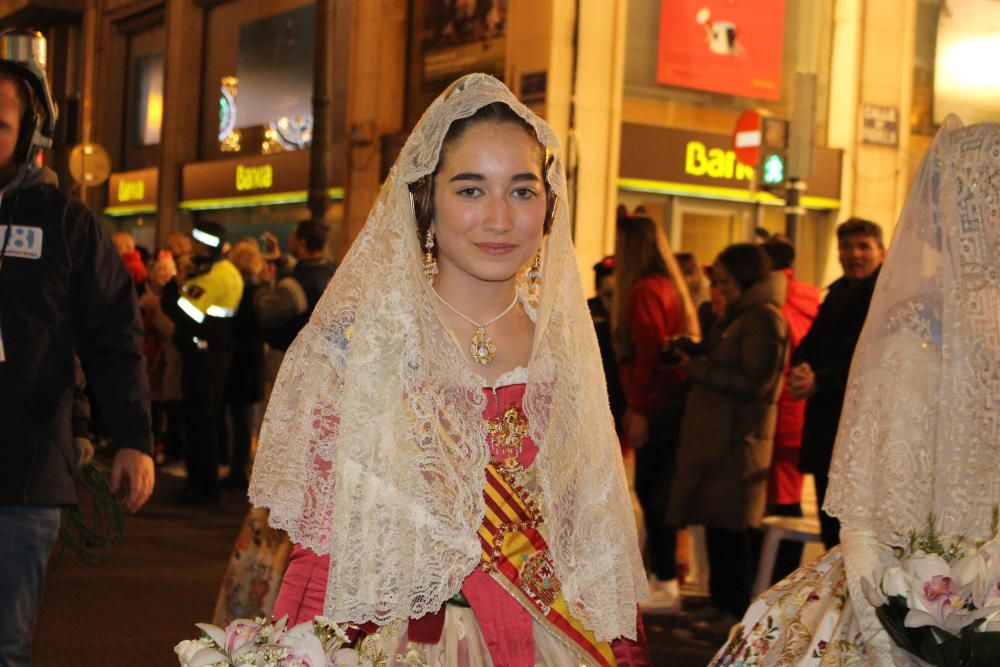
[0,506,61,667]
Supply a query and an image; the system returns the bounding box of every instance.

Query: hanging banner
[656,0,786,100]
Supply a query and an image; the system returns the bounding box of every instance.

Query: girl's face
[712,262,743,306]
[431,121,546,291]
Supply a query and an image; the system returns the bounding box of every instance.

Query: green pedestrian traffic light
[762,153,784,185]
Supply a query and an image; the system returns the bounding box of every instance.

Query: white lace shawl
[825,118,999,660]
[248,74,648,641]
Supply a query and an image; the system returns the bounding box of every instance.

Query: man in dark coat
[789,218,885,549]
[0,31,153,665]
[587,256,626,433]
[255,219,336,351]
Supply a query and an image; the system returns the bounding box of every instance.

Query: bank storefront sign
[684,139,756,182]
[180,150,343,211]
[105,168,159,216]
[618,123,841,210]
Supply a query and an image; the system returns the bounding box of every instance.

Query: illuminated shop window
[218,4,315,153]
[933,0,1000,125]
[130,53,164,146]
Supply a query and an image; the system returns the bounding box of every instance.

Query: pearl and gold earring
[423,229,439,284]
[527,249,542,293]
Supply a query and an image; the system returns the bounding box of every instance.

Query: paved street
[645,610,725,666]
[34,473,246,666]
[33,471,720,666]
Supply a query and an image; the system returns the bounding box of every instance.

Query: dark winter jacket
[0,166,152,505]
[668,274,788,531]
[255,258,336,351]
[588,295,626,435]
[793,269,880,475]
[226,281,266,405]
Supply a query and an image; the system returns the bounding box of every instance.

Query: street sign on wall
[732,110,762,166]
[861,104,899,147]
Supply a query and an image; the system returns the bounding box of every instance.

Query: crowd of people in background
[108,220,337,507]
[587,208,885,640]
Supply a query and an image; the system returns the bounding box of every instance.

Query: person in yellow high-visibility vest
[161,221,243,505]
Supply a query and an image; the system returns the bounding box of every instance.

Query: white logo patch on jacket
[0,225,43,259]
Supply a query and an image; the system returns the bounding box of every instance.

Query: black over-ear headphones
[13,78,40,164]
[0,30,57,165]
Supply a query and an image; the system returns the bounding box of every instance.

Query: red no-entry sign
[733,110,763,167]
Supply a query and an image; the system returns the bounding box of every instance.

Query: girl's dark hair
[715,243,771,290]
[408,102,555,241]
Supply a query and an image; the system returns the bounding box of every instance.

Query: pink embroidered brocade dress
[272,376,649,667]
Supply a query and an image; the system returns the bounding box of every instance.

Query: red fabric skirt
[273,544,651,666]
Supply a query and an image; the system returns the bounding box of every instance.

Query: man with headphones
[0,29,154,665]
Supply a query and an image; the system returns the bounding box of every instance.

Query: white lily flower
[863,575,888,607]
[175,639,211,666]
[195,623,229,650]
[951,552,986,591]
[188,646,231,667]
[881,566,909,600]
[275,621,327,666]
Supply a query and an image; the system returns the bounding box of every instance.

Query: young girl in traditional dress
[249,74,650,666]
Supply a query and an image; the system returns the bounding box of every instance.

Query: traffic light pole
[784,178,805,245]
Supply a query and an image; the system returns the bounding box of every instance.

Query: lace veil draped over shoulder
[825,118,1000,547]
[248,74,647,641]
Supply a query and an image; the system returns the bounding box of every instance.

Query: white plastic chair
[752,513,823,596]
[752,474,824,596]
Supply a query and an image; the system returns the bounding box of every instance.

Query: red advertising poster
[657,0,786,100]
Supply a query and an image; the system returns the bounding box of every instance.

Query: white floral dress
[711,547,869,666]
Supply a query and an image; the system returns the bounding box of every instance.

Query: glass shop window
[128,52,164,146]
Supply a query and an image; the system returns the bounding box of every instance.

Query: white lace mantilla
[825,118,1000,546]
[825,118,999,660]
[249,74,647,642]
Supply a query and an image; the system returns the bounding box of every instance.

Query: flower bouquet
[174,616,366,667]
[864,514,1000,666]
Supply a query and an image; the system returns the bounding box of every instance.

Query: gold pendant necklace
[430,287,518,366]
[470,326,497,365]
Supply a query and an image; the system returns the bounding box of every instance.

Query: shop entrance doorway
[670,199,754,268]
[617,191,835,288]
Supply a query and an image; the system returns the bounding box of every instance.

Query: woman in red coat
[613,215,699,613]
[761,239,820,582]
